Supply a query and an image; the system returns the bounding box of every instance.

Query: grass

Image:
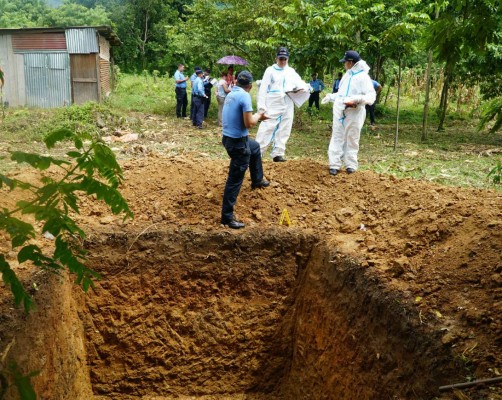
[0,73,500,190]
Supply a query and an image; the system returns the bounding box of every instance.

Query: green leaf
[66,151,82,158]
[9,362,38,400]
[10,152,69,171]
[0,255,33,312]
[80,177,133,217]
[17,245,62,272]
[43,128,74,149]
[0,175,15,190]
[0,212,35,248]
[54,237,100,289]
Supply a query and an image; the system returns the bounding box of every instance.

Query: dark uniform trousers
[203,94,211,118]
[192,95,205,127]
[221,135,263,224]
[175,87,188,118]
[308,91,321,109]
[365,103,376,124]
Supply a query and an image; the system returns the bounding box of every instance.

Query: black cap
[276,47,289,59]
[339,50,361,63]
[237,70,253,85]
[194,66,201,71]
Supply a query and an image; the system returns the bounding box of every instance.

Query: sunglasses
[278,57,288,61]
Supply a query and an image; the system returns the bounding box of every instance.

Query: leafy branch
[0,128,133,313]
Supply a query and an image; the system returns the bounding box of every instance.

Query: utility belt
[194,94,205,98]
[223,135,248,142]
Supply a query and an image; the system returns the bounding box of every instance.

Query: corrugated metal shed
[0,33,26,106]
[65,28,98,54]
[24,53,71,108]
[12,33,67,51]
[0,26,120,108]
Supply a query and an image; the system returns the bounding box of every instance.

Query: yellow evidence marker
[279,208,292,226]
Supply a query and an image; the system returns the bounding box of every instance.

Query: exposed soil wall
[0,272,92,400]
[280,245,458,400]
[83,229,316,398]
[82,229,460,399]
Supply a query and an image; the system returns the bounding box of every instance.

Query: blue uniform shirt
[222,86,253,138]
[309,79,325,92]
[332,78,342,93]
[193,76,205,96]
[174,70,187,88]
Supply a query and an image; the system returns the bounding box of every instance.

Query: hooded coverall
[256,64,306,159]
[327,60,376,171]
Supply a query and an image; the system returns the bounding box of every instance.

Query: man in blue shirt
[189,66,201,120]
[174,64,189,118]
[308,73,325,110]
[221,71,269,229]
[191,69,206,129]
[332,72,343,93]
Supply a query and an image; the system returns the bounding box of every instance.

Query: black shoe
[329,168,339,176]
[273,156,287,162]
[346,168,356,174]
[251,180,270,189]
[223,220,245,229]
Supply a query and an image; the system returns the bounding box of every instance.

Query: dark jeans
[192,96,205,127]
[221,136,264,223]
[190,93,195,119]
[203,94,211,118]
[308,91,320,109]
[366,103,376,124]
[175,87,187,117]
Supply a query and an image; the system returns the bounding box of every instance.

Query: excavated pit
[0,228,462,399]
[77,228,456,400]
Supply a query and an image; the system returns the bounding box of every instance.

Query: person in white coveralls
[322,50,376,176]
[256,47,309,162]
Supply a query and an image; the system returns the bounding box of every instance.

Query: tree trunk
[421,49,433,141]
[394,55,402,151]
[140,12,150,71]
[437,60,453,131]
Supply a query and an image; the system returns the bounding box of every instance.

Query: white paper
[286,90,310,107]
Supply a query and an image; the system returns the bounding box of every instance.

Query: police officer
[189,66,201,120]
[221,71,269,229]
[191,69,206,129]
[174,63,189,118]
[308,73,325,110]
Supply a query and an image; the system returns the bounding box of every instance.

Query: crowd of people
[174,48,380,229]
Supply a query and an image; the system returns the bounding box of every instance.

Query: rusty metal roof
[0,26,121,46]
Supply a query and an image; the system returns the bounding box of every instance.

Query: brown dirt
[0,154,501,399]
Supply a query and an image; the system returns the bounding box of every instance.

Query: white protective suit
[325,60,376,170]
[256,64,308,158]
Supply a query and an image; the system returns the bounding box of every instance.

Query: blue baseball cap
[276,47,289,59]
[339,50,361,63]
[237,70,253,85]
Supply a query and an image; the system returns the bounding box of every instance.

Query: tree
[46,2,111,26]
[0,0,50,28]
[426,0,500,131]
